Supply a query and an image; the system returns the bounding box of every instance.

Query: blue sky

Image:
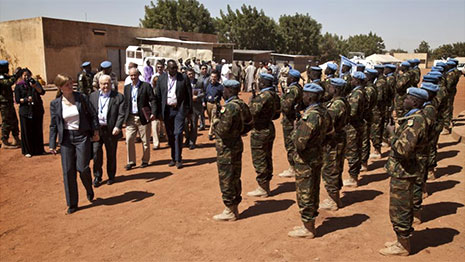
[1,0,464,52]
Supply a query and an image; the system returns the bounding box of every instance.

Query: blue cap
[260,73,274,81]
[401,61,411,67]
[0,60,8,66]
[385,64,397,70]
[342,61,352,68]
[223,79,241,89]
[407,87,429,100]
[353,71,367,80]
[374,64,385,69]
[365,68,378,75]
[81,61,91,67]
[330,78,347,87]
[100,61,112,68]
[356,63,365,68]
[423,75,439,83]
[431,66,444,72]
[310,66,322,71]
[436,62,446,67]
[289,69,301,78]
[446,60,456,66]
[303,83,324,93]
[420,82,439,93]
[327,63,338,71]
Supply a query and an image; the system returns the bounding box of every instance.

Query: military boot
[427,169,436,180]
[370,148,382,159]
[343,176,358,187]
[320,192,342,211]
[288,220,316,238]
[380,236,410,256]
[247,182,270,197]
[12,135,21,146]
[1,138,18,149]
[422,182,428,199]
[360,162,368,172]
[413,210,422,225]
[213,205,239,221]
[278,167,296,178]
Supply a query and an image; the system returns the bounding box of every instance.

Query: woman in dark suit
[49,74,99,214]
[14,68,46,157]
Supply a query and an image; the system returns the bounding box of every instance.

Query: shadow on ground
[427,180,460,196]
[318,213,370,236]
[271,182,296,196]
[358,172,390,186]
[80,190,155,211]
[341,189,383,207]
[240,199,295,219]
[412,227,460,254]
[421,201,464,223]
[435,165,463,178]
[115,171,173,183]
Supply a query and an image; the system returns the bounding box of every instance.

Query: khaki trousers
[126,115,151,165]
[151,119,165,148]
[206,102,216,136]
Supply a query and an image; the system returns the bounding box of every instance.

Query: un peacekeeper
[212,80,251,221]
[361,69,379,171]
[93,61,118,92]
[442,60,461,134]
[320,78,350,211]
[382,64,397,144]
[288,83,332,238]
[408,59,421,87]
[380,87,428,257]
[412,82,439,223]
[340,62,353,96]
[370,64,388,158]
[307,66,322,84]
[0,60,21,149]
[278,69,303,178]
[394,61,411,119]
[77,61,94,95]
[321,63,338,102]
[247,73,281,197]
[343,71,366,187]
[356,63,366,72]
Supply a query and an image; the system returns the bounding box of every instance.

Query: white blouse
[62,101,80,130]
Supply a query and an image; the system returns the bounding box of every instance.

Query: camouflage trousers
[295,162,322,222]
[444,88,456,130]
[383,106,394,144]
[322,135,345,194]
[281,117,296,167]
[413,154,429,211]
[345,123,363,179]
[361,119,371,163]
[370,107,385,151]
[394,94,406,120]
[427,124,443,170]
[216,138,243,207]
[251,123,275,185]
[0,102,19,140]
[389,176,416,238]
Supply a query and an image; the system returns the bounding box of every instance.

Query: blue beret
[100,61,112,68]
[407,87,428,100]
[327,63,338,71]
[365,68,378,75]
[260,73,274,81]
[303,83,324,93]
[356,63,365,68]
[408,58,420,64]
[353,71,367,80]
[428,71,443,77]
[431,66,444,72]
[289,69,301,78]
[374,64,385,69]
[448,58,458,65]
[422,75,439,83]
[81,61,91,67]
[330,78,346,87]
[223,79,241,88]
[420,82,439,93]
[0,60,8,66]
[401,61,411,67]
[385,64,397,70]
[342,61,352,68]
[446,60,456,66]
[310,66,322,71]
[436,62,446,67]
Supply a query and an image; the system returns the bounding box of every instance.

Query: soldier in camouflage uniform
[380,87,428,256]
[343,72,366,187]
[320,78,350,211]
[77,61,95,95]
[93,61,118,92]
[361,69,379,171]
[247,73,281,197]
[321,63,338,102]
[278,69,303,178]
[306,66,322,84]
[340,62,353,97]
[370,64,387,158]
[394,62,411,119]
[383,64,397,145]
[0,60,21,149]
[442,60,461,134]
[356,63,366,72]
[288,83,332,238]
[408,59,421,87]
[213,80,252,221]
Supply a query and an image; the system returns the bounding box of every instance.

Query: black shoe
[176,161,183,169]
[208,135,214,141]
[189,144,195,150]
[67,206,78,214]
[87,192,94,202]
[93,177,101,187]
[107,179,114,185]
[168,160,176,167]
[140,162,149,168]
[199,126,205,131]
[125,163,136,171]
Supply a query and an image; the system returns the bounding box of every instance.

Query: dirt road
[1,73,464,261]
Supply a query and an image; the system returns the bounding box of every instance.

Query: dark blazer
[123,81,156,125]
[89,90,125,139]
[155,72,192,119]
[49,92,99,149]
[14,81,45,117]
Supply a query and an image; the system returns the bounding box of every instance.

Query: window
[127,51,135,58]
[136,51,142,59]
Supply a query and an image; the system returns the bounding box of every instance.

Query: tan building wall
[392,53,429,68]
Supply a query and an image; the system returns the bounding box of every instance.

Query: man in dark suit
[124,68,156,170]
[155,59,192,168]
[184,68,204,149]
[90,75,125,186]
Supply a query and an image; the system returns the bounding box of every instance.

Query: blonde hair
[54,74,72,87]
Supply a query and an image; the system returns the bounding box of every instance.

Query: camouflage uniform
[249,87,280,186]
[394,72,410,118]
[383,72,396,142]
[371,74,387,151]
[322,95,350,194]
[443,68,460,130]
[280,82,303,167]
[385,109,427,238]
[340,72,352,97]
[428,80,448,172]
[93,71,118,91]
[77,69,94,95]
[410,67,421,87]
[293,103,331,222]
[214,95,250,207]
[344,86,365,180]
[321,75,335,102]
[0,74,20,143]
[361,82,378,163]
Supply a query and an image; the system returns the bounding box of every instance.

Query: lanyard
[131,82,140,103]
[99,94,110,114]
[168,76,176,92]
[225,96,236,104]
[404,108,419,117]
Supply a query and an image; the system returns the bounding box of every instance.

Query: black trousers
[92,126,118,181]
[61,130,94,208]
[185,111,200,146]
[19,112,45,155]
[164,106,185,162]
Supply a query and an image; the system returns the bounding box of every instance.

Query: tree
[215,5,280,50]
[318,33,348,62]
[346,32,385,56]
[432,42,465,59]
[414,41,431,56]
[276,13,321,55]
[140,0,216,34]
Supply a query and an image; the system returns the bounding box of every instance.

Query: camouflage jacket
[77,70,94,95]
[395,71,410,96]
[385,73,396,108]
[445,68,460,92]
[326,96,350,138]
[422,101,437,142]
[374,75,388,109]
[346,86,365,125]
[386,109,427,178]
[410,67,421,87]
[0,74,16,104]
[214,96,251,140]
[249,87,280,128]
[281,82,303,122]
[363,83,378,120]
[341,72,352,96]
[292,103,332,165]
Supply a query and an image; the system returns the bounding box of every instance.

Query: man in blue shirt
[204,70,224,140]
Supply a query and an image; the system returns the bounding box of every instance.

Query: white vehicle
[125,46,170,76]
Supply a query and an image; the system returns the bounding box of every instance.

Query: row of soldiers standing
[210,57,461,257]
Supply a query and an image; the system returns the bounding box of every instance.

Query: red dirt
[1,72,464,261]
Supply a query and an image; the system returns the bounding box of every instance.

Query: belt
[167,104,177,108]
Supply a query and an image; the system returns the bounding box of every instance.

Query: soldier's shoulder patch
[286,89,290,94]
[407,119,414,127]
[220,107,226,114]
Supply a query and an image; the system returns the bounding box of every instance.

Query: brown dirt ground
[1,70,464,261]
